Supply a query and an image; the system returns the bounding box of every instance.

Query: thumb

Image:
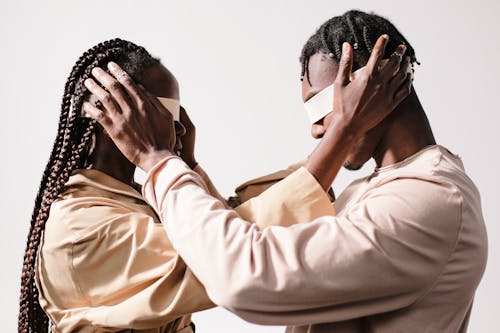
[335,42,353,86]
[179,106,193,128]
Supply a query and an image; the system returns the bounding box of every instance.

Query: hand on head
[329,34,412,136]
[306,35,413,190]
[83,62,177,171]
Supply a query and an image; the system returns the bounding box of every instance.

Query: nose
[174,138,183,151]
[174,121,186,137]
[311,120,326,139]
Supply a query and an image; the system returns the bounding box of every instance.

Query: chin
[343,160,364,171]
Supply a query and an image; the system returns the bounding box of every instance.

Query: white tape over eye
[304,59,393,124]
[157,97,180,122]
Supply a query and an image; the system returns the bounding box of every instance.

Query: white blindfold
[304,59,410,124]
[82,96,180,122]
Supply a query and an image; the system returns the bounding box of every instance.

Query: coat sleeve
[143,157,462,326]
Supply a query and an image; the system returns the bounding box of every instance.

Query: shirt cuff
[142,156,208,215]
[235,166,336,229]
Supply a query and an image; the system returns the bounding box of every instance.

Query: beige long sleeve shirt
[36,165,334,332]
[142,145,487,333]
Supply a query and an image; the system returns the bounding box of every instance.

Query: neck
[86,132,136,185]
[373,88,436,168]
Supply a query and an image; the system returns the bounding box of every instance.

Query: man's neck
[374,89,436,168]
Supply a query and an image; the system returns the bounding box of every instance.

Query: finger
[335,42,354,86]
[107,62,143,106]
[392,71,413,107]
[84,78,120,115]
[380,44,406,79]
[388,55,411,88]
[91,67,132,113]
[365,35,389,75]
[82,101,112,128]
[179,106,194,128]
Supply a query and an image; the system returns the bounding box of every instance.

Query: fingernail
[108,62,119,71]
[84,78,93,87]
[92,67,104,77]
[342,42,349,53]
[382,34,389,41]
[405,55,411,62]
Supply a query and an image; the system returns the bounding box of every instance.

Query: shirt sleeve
[64,202,215,329]
[142,157,463,326]
[193,164,229,208]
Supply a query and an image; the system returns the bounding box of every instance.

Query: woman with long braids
[20,39,339,332]
[18,39,206,333]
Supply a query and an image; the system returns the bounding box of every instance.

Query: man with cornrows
[87,10,487,333]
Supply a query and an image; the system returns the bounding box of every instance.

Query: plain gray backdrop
[1,0,498,331]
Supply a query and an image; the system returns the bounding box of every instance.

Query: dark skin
[83,35,413,192]
[303,50,436,172]
[84,63,190,186]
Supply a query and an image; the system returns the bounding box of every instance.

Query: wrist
[139,150,175,172]
[329,111,362,141]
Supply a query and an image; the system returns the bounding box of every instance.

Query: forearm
[306,114,358,190]
[142,158,438,325]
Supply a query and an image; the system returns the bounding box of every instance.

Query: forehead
[140,63,179,99]
[301,52,339,102]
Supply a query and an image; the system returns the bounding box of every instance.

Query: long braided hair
[299,10,420,83]
[19,38,159,333]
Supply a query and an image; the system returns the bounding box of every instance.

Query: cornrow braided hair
[299,10,420,83]
[19,38,159,333]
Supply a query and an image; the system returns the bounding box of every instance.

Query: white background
[1,0,498,331]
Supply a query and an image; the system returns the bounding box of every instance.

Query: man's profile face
[301,52,384,170]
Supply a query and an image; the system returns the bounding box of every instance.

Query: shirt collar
[66,169,144,202]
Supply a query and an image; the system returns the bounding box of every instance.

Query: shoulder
[351,177,464,253]
[46,195,157,244]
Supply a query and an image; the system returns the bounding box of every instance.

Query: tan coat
[36,164,334,332]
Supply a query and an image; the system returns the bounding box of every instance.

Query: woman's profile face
[139,63,185,151]
[140,63,180,100]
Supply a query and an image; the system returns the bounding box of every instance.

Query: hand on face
[305,35,412,190]
[83,62,176,171]
[178,106,198,169]
[329,35,412,136]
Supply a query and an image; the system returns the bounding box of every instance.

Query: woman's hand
[332,35,411,135]
[306,35,413,190]
[83,62,176,171]
[178,107,198,169]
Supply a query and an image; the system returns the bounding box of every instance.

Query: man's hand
[82,62,176,172]
[306,35,413,189]
[178,107,198,169]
